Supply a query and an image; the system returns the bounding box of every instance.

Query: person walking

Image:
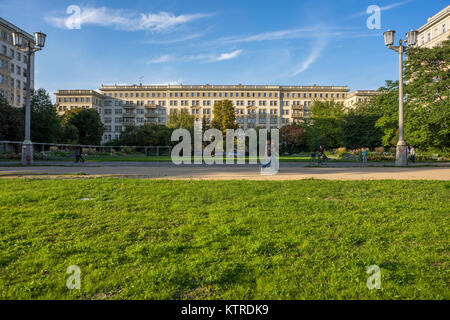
[362,147,368,167]
[406,146,410,165]
[74,144,85,163]
[410,146,415,164]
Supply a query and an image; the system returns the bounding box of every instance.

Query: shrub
[374,147,385,154]
[336,147,347,158]
[122,146,136,154]
[49,146,59,153]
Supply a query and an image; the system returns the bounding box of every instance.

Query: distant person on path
[406,146,410,165]
[318,145,324,157]
[362,147,368,167]
[75,144,85,163]
[317,145,328,164]
[410,146,415,164]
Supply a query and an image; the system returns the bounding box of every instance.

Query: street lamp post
[383,29,418,166]
[11,31,46,165]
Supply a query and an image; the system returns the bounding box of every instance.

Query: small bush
[374,147,385,154]
[122,146,136,154]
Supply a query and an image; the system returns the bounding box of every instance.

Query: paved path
[0,162,449,180]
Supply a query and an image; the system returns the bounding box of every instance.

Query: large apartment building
[416,5,450,48]
[344,90,380,109]
[56,84,379,143]
[0,17,35,107]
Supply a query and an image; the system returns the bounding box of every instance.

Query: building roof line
[0,17,35,41]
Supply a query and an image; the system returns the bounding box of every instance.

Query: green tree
[342,110,383,150]
[28,89,63,143]
[211,100,236,134]
[0,96,24,141]
[372,81,400,147]
[405,37,450,151]
[280,124,306,154]
[168,108,195,130]
[306,100,344,150]
[115,124,174,147]
[62,125,79,144]
[67,108,104,145]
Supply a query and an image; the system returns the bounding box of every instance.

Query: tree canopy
[0,96,24,141]
[29,89,63,143]
[211,100,236,134]
[168,108,195,130]
[66,108,104,145]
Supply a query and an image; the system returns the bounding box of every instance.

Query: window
[0,74,3,84]
[443,24,447,34]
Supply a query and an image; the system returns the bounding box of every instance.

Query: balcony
[123,118,136,126]
[123,110,136,120]
[144,104,157,109]
[145,111,158,118]
[145,119,158,125]
[292,112,304,119]
[123,103,136,109]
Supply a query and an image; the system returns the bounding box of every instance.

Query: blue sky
[1,0,448,100]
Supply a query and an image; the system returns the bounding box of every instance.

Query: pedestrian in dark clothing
[75,145,85,163]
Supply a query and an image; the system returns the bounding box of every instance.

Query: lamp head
[12,32,24,48]
[34,32,46,48]
[383,30,395,46]
[406,30,418,46]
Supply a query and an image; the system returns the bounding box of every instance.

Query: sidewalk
[0,160,449,167]
[0,162,449,180]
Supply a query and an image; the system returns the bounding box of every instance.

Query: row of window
[0,73,26,89]
[420,23,447,45]
[103,91,346,99]
[236,117,282,124]
[64,95,345,108]
[9,63,27,77]
[0,44,28,63]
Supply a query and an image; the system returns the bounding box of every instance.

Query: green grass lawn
[0,179,448,300]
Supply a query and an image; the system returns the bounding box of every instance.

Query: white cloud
[146,54,173,64]
[45,7,210,32]
[220,26,360,43]
[293,40,327,76]
[144,33,204,44]
[215,50,243,61]
[147,50,243,64]
[351,0,414,17]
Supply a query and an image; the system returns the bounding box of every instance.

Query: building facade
[344,90,380,109]
[0,17,35,107]
[55,84,380,143]
[416,5,450,48]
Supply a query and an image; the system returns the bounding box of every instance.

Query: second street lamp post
[11,31,46,166]
[383,29,418,166]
